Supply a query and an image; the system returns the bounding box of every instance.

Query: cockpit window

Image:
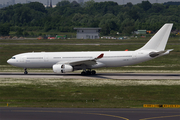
[11,57,16,59]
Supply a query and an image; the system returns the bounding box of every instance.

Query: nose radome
[7,59,12,64]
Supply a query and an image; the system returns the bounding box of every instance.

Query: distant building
[134,30,147,35]
[50,0,52,8]
[74,28,101,39]
[45,0,56,8]
[47,0,49,7]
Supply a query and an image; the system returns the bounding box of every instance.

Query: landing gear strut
[81,70,96,75]
[24,68,28,75]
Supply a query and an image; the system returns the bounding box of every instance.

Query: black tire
[81,71,86,75]
[91,70,96,75]
[24,71,28,74]
[86,71,91,75]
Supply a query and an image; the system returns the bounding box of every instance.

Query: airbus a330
[7,23,173,75]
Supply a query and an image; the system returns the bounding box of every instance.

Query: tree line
[0,0,180,36]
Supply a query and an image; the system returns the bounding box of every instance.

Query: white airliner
[7,23,173,75]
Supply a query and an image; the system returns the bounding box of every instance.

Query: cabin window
[27,57,43,59]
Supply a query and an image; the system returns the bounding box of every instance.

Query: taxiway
[1,107,180,120]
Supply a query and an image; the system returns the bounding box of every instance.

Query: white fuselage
[7,50,153,69]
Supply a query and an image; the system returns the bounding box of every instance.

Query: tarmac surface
[1,107,180,120]
[0,72,180,79]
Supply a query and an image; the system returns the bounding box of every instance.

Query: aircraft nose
[7,59,12,64]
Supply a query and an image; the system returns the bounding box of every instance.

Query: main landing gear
[24,68,28,75]
[81,70,96,75]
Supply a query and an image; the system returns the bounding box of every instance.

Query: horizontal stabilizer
[149,49,173,58]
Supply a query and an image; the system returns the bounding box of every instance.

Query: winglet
[96,53,104,60]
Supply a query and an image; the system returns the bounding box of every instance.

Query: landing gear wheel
[24,68,28,75]
[24,71,28,74]
[91,70,96,75]
[86,71,91,75]
[81,71,86,75]
[81,70,96,75]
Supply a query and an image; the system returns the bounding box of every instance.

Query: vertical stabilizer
[137,23,173,51]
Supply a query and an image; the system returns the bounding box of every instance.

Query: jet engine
[53,64,73,73]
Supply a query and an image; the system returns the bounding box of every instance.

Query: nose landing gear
[24,68,28,75]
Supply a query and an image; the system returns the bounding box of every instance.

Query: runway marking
[86,113,129,120]
[140,115,180,120]
[12,110,129,120]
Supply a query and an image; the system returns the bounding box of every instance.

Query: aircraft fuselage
[7,50,152,69]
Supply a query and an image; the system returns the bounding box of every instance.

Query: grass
[0,78,180,108]
[0,36,180,44]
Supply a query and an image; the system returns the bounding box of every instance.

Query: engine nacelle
[53,64,73,73]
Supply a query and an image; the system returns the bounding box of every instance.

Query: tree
[15,28,23,36]
[1,1,180,35]
[71,1,80,7]
[101,24,111,35]
[24,31,29,37]
[83,0,95,8]
[56,0,71,7]
[90,20,100,27]
[72,13,83,22]
[120,18,135,35]
[149,3,165,13]
[0,23,10,36]
[25,2,47,13]
[126,2,133,8]
[141,1,152,11]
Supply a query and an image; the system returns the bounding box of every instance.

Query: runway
[1,107,180,120]
[0,72,180,79]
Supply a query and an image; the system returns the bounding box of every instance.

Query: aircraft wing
[56,53,104,66]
